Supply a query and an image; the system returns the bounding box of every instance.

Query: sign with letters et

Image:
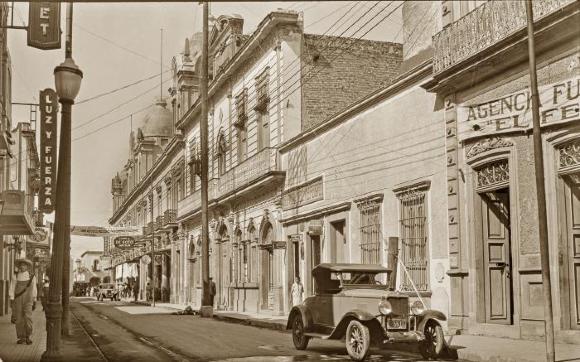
[28,3,61,50]
[114,236,136,250]
[40,89,58,214]
[457,76,580,141]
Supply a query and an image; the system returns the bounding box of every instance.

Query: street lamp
[42,45,82,362]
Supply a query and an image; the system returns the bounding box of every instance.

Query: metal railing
[432,0,574,73]
[217,147,278,197]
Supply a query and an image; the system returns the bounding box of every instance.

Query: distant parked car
[96,283,119,301]
[287,263,447,361]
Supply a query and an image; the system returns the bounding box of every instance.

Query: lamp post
[42,3,82,361]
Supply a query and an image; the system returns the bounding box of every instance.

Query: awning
[0,191,34,235]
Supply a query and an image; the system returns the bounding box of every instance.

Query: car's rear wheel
[419,320,444,360]
[291,314,310,350]
[346,320,371,361]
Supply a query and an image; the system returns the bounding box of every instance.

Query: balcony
[176,179,217,219]
[432,0,575,74]
[216,147,279,198]
[0,190,34,235]
[163,209,177,229]
[155,215,164,231]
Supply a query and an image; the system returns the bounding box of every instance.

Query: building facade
[426,0,580,343]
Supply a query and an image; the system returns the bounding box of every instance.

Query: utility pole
[200,1,212,318]
[150,189,156,307]
[525,2,555,361]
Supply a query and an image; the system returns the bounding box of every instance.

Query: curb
[212,314,288,332]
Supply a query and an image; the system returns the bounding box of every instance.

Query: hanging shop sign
[113,236,136,250]
[457,76,580,141]
[69,225,141,237]
[28,2,61,50]
[39,89,58,213]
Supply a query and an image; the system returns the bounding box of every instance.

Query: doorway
[480,188,513,325]
[563,175,580,329]
[330,220,347,263]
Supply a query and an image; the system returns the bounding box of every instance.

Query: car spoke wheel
[419,321,444,360]
[345,320,370,361]
[292,314,310,350]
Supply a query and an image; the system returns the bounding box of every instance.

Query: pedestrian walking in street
[133,281,140,302]
[291,276,304,306]
[209,277,216,307]
[9,258,37,345]
[146,282,152,302]
[41,276,49,311]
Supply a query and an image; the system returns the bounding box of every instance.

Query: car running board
[304,332,332,340]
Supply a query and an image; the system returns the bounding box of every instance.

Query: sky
[8,1,403,261]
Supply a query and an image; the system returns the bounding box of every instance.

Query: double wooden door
[564,178,580,329]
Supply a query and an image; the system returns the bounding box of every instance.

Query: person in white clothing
[9,259,37,345]
[291,276,304,306]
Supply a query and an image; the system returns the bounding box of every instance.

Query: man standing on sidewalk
[9,259,37,345]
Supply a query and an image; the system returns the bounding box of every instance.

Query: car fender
[327,310,381,340]
[417,310,447,333]
[286,305,313,331]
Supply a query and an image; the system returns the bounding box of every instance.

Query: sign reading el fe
[40,89,58,214]
[28,3,61,50]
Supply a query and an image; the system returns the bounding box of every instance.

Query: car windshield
[342,272,385,286]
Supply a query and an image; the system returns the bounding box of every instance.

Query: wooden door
[330,220,347,263]
[482,190,512,325]
[565,179,580,329]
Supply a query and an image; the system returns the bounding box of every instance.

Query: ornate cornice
[466,137,513,159]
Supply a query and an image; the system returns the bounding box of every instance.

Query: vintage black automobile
[287,263,447,361]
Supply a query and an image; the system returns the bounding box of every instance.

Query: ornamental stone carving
[476,160,509,192]
[467,137,513,159]
[559,140,580,171]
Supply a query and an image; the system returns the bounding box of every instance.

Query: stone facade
[426,0,580,343]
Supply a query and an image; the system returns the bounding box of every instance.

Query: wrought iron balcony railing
[217,147,278,198]
[163,209,177,226]
[432,0,575,74]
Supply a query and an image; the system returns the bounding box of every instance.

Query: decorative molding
[466,137,514,159]
[280,201,351,225]
[475,159,510,192]
[282,176,323,210]
[354,193,384,207]
[393,180,431,198]
[558,139,580,174]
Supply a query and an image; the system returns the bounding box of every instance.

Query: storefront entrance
[480,189,513,325]
[562,175,580,329]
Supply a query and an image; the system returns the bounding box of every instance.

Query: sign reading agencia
[457,77,579,141]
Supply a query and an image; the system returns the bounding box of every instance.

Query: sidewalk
[0,307,104,362]
[450,334,580,362]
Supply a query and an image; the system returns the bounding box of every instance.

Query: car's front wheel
[291,314,310,350]
[345,320,371,361]
[419,320,445,360]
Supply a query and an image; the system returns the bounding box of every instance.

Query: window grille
[254,68,270,112]
[359,201,381,264]
[234,89,247,128]
[398,189,429,292]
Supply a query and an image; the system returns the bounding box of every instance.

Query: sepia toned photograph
[0,1,579,361]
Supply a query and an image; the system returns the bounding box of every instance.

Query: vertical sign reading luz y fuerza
[40,89,58,214]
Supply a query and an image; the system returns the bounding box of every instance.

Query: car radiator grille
[385,297,408,330]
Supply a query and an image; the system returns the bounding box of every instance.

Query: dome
[136,98,172,138]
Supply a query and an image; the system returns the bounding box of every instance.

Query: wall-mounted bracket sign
[113,236,136,250]
[28,2,61,50]
[39,89,58,213]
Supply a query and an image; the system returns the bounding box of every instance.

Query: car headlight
[411,300,425,315]
[378,300,392,315]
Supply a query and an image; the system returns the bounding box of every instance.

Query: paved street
[70,297,461,362]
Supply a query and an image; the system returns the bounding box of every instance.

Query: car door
[306,294,333,329]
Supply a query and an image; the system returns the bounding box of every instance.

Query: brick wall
[301,34,402,131]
